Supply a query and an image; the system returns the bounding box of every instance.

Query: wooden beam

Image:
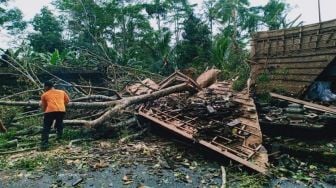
[270,92,336,114]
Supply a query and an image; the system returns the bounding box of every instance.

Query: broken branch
[221,166,226,188]
[86,83,195,128]
[0,100,119,109]
[72,95,118,102]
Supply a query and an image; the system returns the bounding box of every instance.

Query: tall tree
[55,0,163,68]
[175,13,211,70]
[145,0,169,32]
[165,0,194,44]
[262,0,301,30]
[28,7,64,53]
[0,0,26,34]
[211,0,259,90]
[203,0,217,38]
[55,0,116,61]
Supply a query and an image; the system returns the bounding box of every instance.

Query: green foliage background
[0,0,299,89]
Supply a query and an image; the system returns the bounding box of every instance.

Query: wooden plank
[269,68,324,75]
[254,48,336,58]
[269,74,319,82]
[258,61,328,68]
[251,19,336,97]
[270,92,336,114]
[254,19,336,38]
[254,30,336,49]
[257,83,307,96]
[255,40,336,52]
[254,47,336,57]
[255,66,326,73]
[255,32,336,45]
[253,54,333,63]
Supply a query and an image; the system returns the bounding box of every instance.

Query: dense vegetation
[1,0,299,88]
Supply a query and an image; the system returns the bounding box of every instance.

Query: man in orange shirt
[40,81,70,149]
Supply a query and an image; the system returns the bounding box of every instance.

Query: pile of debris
[129,70,269,174]
[258,93,336,130]
[0,68,269,174]
[2,64,336,179]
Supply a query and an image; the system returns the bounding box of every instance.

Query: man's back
[41,89,70,113]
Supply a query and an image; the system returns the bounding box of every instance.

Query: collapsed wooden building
[130,71,269,174]
[250,19,336,98]
[250,19,336,131]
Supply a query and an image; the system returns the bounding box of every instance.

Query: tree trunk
[86,83,193,128]
[0,100,119,109]
[0,83,195,128]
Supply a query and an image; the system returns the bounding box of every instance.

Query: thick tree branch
[0,83,196,128]
[57,84,122,99]
[0,100,119,109]
[72,95,118,102]
[86,83,194,128]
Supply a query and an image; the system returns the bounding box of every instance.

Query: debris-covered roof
[133,72,268,174]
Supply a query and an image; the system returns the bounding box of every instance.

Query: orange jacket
[41,89,70,113]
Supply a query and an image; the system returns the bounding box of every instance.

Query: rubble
[258,93,336,129]
[2,67,336,176]
[135,72,268,174]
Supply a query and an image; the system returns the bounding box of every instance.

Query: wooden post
[318,0,322,23]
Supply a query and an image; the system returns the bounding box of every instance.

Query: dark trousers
[41,112,65,146]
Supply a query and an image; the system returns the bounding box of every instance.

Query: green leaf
[50,49,60,65]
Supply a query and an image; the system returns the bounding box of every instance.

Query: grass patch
[228,171,268,187]
[62,128,89,140]
[11,154,46,171]
[21,116,42,127]
[257,92,272,103]
[0,130,16,144]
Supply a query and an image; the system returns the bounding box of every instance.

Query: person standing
[40,81,70,150]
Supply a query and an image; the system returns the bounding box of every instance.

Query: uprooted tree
[0,68,219,130]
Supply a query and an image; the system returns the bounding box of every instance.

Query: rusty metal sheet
[138,80,268,174]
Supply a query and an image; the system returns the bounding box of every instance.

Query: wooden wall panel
[251,19,336,97]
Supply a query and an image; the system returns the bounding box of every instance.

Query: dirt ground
[0,130,335,188]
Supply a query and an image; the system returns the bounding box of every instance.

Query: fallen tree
[0,81,198,128]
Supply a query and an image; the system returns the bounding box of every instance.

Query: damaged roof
[250,19,336,97]
[131,71,269,174]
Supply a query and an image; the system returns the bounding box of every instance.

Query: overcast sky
[1,0,335,49]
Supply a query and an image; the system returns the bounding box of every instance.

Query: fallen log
[89,83,196,127]
[105,117,137,129]
[0,88,43,100]
[14,112,44,121]
[56,84,122,99]
[14,127,41,136]
[0,82,196,128]
[0,147,37,155]
[72,95,117,102]
[196,68,221,88]
[0,100,119,109]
